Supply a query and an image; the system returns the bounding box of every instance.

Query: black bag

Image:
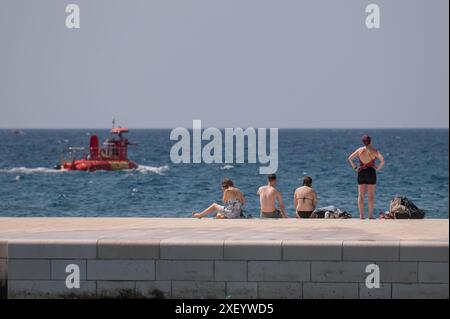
[389,196,425,219]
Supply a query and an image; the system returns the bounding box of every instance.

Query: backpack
[389,196,425,219]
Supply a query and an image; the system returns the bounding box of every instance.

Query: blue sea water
[0,129,448,218]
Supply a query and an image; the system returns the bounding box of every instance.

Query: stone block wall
[1,239,448,299]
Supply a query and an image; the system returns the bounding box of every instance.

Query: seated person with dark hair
[257,174,288,218]
[294,176,318,218]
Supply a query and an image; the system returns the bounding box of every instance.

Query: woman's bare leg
[358,184,366,219]
[193,203,221,218]
[367,185,376,219]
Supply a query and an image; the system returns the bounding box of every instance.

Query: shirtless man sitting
[257,174,288,218]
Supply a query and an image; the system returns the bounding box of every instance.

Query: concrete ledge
[97,240,160,260]
[400,241,449,262]
[224,240,281,260]
[8,240,97,259]
[343,241,399,261]
[160,240,223,260]
[0,218,448,299]
[283,240,342,261]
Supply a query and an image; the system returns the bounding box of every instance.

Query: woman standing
[348,135,385,219]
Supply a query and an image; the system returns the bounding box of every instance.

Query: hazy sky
[0,0,448,128]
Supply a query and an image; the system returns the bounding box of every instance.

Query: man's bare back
[257,174,287,218]
[258,185,279,212]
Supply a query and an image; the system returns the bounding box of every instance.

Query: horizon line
[0,127,449,130]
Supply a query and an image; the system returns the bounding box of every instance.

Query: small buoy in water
[132,188,138,193]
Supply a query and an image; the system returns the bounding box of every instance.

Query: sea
[0,129,448,218]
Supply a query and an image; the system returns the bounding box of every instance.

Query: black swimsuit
[357,158,377,185]
[297,196,314,218]
[297,211,314,218]
[358,167,377,185]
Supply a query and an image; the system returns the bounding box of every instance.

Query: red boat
[57,127,138,171]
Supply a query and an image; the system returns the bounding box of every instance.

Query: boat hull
[62,160,138,171]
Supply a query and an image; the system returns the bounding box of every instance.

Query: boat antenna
[112,117,116,129]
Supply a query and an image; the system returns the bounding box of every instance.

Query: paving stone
[418,262,449,283]
[258,282,302,299]
[392,283,449,299]
[156,260,214,281]
[400,241,448,262]
[160,239,223,260]
[87,260,155,280]
[8,240,96,259]
[311,261,368,282]
[214,261,247,281]
[98,240,160,259]
[8,259,51,280]
[248,261,310,282]
[343,241,399,261]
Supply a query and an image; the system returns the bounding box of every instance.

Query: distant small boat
[11,129,25,135]
[55,125,138,171]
